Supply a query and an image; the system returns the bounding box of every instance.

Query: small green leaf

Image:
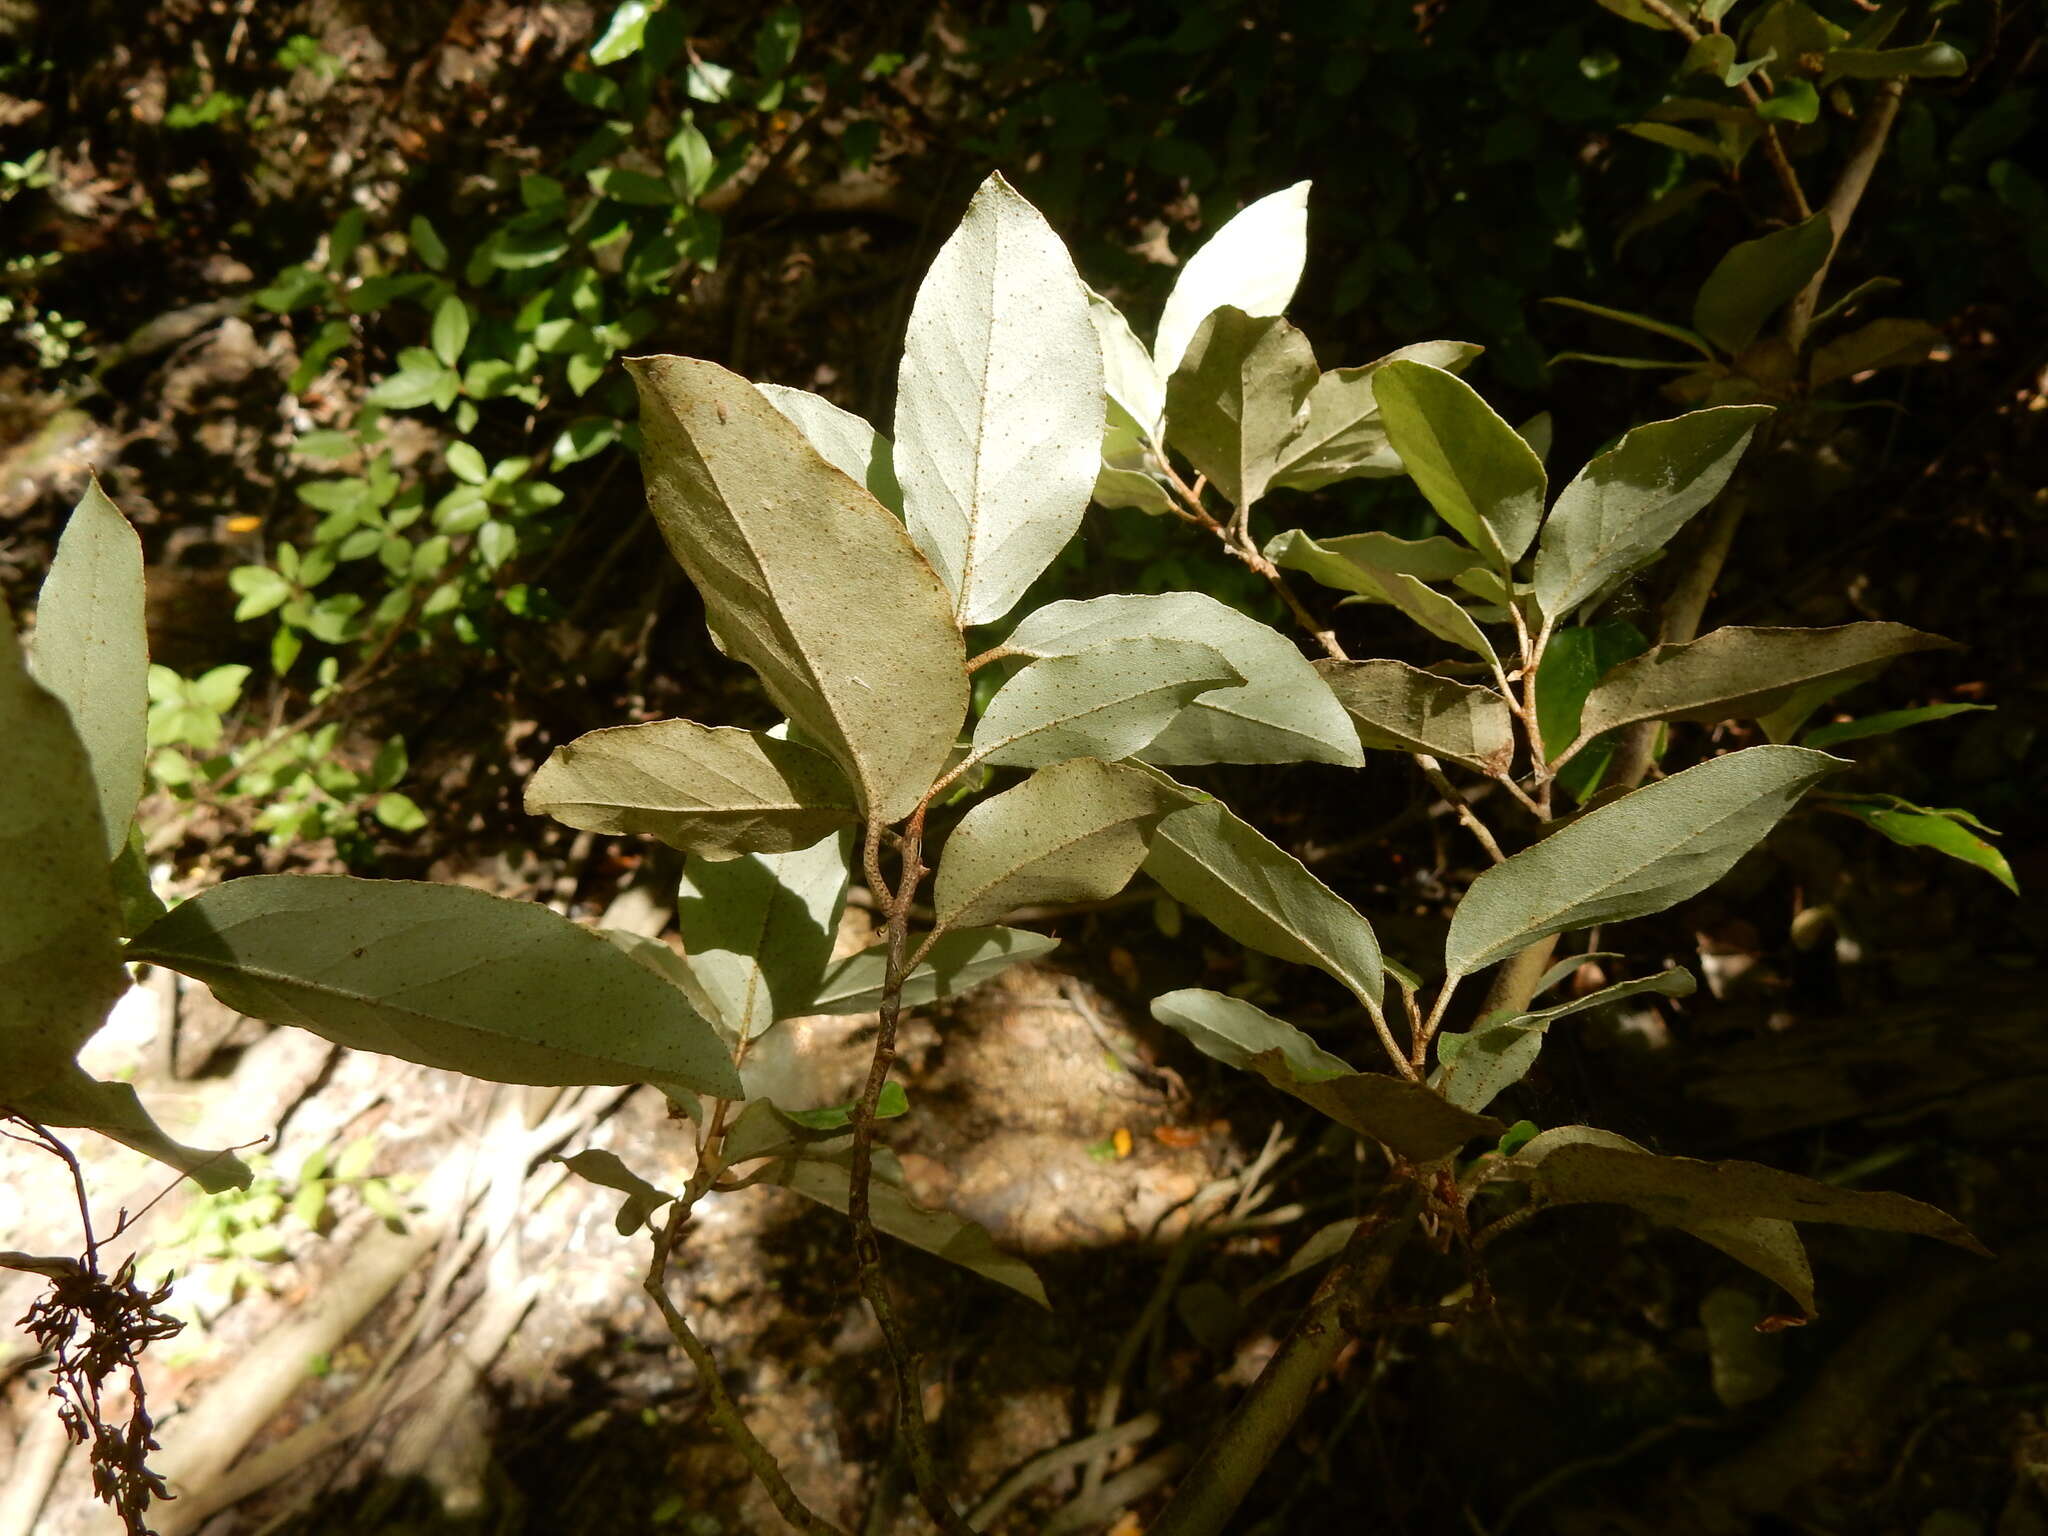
[1314,659,1516,776]
[556,1148,675,1235]
[127,875,743,1098]
[784,1081,908,1130]
[1367,570,1501,668]
[1693,213,1834,354]
[1534,621,1649,761]
[1829,797,2018,893]
[372,793,427,832]
[1809,319,1943,388]
[409,215,448,271]
[446,441,488,485]
[1753,78,1820,124]
[811,927,1059,1014]
[525,719,859,858]
[1444,746,1843,977]
[933,759,1192,930]
[677,831,849,1041]
[1265,528,1481,598]
[1437,970,1695,1112]
[430,295,471,368]
[591,1,654,65]
[1800,702,1991,749]
[1151,990,1499,1161]
[230,565,292,622]
[1374,360,1548,567]
[31,479,149,856]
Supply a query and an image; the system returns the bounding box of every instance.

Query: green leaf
[1162,308,1318,509]
[445,441,488,485]
[676,831,850,1040]
[754,382,902,515]
[969,638,1243,769]
[1693,213,1834,354]
[811,927,1059,1014]
[1004,593,1362,767]
[1373,360,1548,567]
[1753,78,1820,124]
[1534,621,1649,760]
[1809,319,1943,388]
[127,875,743,1098]
[933,759,1192,929]
[1531,406,1773,623]
[589,167,673,206]
[1824,42,1967,80]
[1572,623,1955,749]
[1830,797,2018,893]
[556,1148,674,1234]
[372,793,427,832]
[1313,659,1515,775]
[1264,528,1481,598]
[591,0,654,65]
[1086,286,1165,445]
[894,172,1105,627]
[1437,970,1695,1112]
[230,565,291,621]
[627,355,968,824]
[1153,181,1309,383]
[1270,342,1484,492]
[367,357,452,410]
[1093,464,1174,514]
[1801,702,1991,749]
[757,1145,1048,1305]
[1367,570,1501,669]
[1150,990,1499,1161]
[1143,797,1384,1007]
[782,1081,909,1130]
[526,719,859,858]
[1444,746,1843,976]
[9,1063,250,1194]
[431,295,470,368]
[1541,297,1717,359]
[409,215,448,272]
[31,478,149,856]
[0,601,131,1104]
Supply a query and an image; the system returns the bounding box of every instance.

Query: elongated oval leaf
[1534,620,1650,758]
[127,875,744,1098]
[1162,308,1317,509]
[1692,213,1834,355]
[676,831,849,1040]
[1368,569,1501,668]
[894,172,1104,626]
[1531,405,1773,623]
[31,478,148,856]
[934,759,1191,929]
[1005,593,1362,767]
[1437,969,1695,1112]
[628,354,966,823]
[1,604,133,1103]
[1802,702,1990,749]
[1573,623,1955,747]
[971,637,1243,768]
[811,926,1059,1015]
[1445,746,1843,976]
[1265,528,1482,597]
[1087,286,1165,446]
[1832,797,2018,893]
[1153,181,1309,383]
[1315,659,1516,775]
[525,718,858,858]
[754,382,902,513]
[11,1062,249,1194]
[1144,797,1383,1006]
[1151,989,1499,1161]
[1270,341,1484,492]
[1374,360,1547,566]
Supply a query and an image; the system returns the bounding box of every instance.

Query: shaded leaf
[1573,623,1955,749]
[1535,620,1649,764]
[1825,42,1966,80]
[755,382,902,514]
[811,927,1058,1014]
[1801,702,1991,749]
[1437,970,1695,1112]
[128,875,743,1097]
[677,831,849,1040]
[1444,746,1842,976]
[1153,181,1309,383]
[628,355,967,823]
[1809,319,1944,388]
[894,172,1104,626]
[1151,990,1499,1161]
[1163,308,1318,508]
[1265,528,1481,598]
[933,759,1192,929]
[1541,300,1715,360]
[1532,406,1773,623]
[1374,360,1547,566]
[969,638,1244,769]
[0,603,129,1105]
[1693,213,1834,355]
[556,1148,675,1234]
[1005,593,1362,767]
[1315,659,1515,775]
[1368,569,1501,668]
[1270,341,1484,492]
[31,478,148,856]
[525,719,858,859]
[1093,463,1174,513]
[1144,796,1383,1006]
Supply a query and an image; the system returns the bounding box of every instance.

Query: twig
[1784,79,1908,352]
[1415,755,1505,865]
[967,1413,1163,1529]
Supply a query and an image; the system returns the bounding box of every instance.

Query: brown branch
[1783,78,1908,351]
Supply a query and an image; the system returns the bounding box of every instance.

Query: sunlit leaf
[810,927,1059,1014]
[969,638,1243,768]
[677,831,850,1040]
[1265,528,1481,599]
[1374,361,1547,567]
[1270,341,1484,492]
[1153,181,1310,383]
[755,382,902,515]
